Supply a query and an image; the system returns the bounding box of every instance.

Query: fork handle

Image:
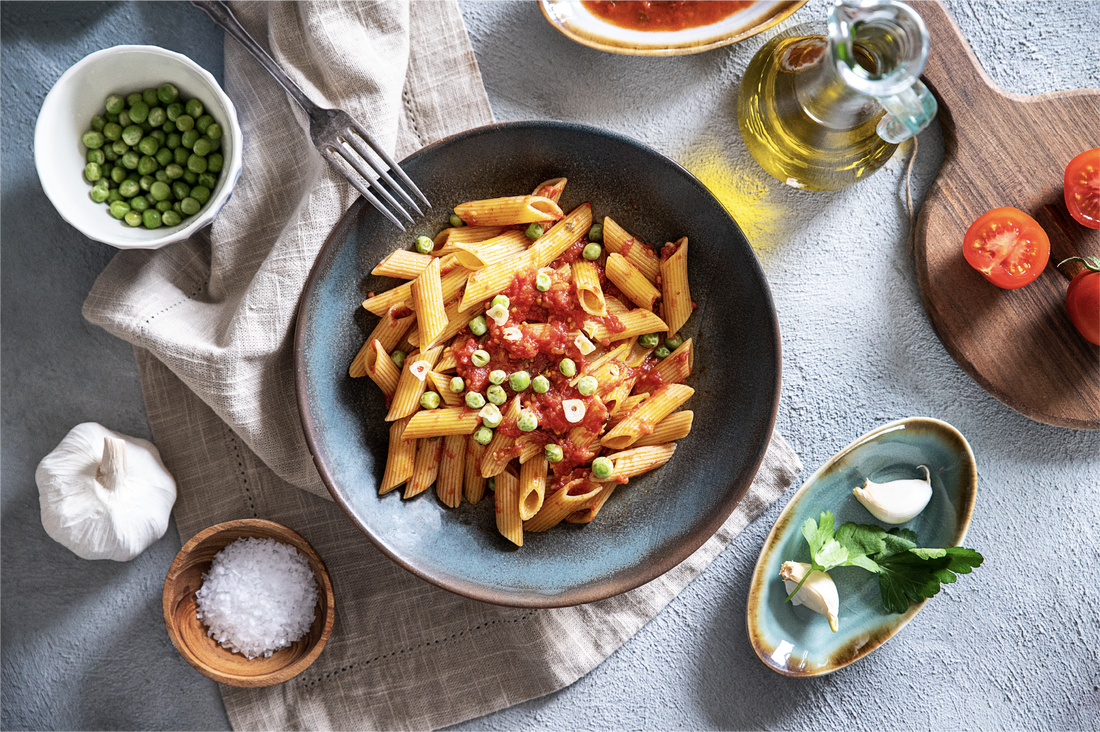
[190,0,323,119]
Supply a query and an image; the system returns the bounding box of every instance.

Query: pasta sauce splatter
[581,1,756,32]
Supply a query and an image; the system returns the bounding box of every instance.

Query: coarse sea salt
[195,537,318,659]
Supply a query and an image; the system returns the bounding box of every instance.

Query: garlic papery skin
[781,561,840,632]
[853,465,933,525]
[36,423,177,561]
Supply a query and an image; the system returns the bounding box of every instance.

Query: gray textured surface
[2,1,1098,730]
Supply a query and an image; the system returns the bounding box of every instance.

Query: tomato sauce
[581,1,755,32]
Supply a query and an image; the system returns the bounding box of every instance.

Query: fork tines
[324,122,429,231]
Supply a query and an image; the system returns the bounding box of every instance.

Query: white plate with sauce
[539,0,806,56]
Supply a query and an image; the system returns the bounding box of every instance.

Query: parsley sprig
[786,511,983,614]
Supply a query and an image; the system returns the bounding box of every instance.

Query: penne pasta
[379,416,416,495]
[385,346,443,421]
[591,443,677,483]
[366,304,416,353]
[433,225,506,251]
[405,437,442,499]
[494,469,523,546]
[518,455,548,521]
[518,439,543,464]
[435,345,458,373]
[456,195,563,227]
[643,338,693,391]
[451,230,529,270]
[606,252,660,310]
[480,398,523,477]
[349,339,401,397]
[426,371,464,407]
[572,259,607,316]
[436,434,466,508]
[403,407,481,440]
[372,249,434,279]
[565,483,617,524]
[463,438,487,504]
[586,306,668,344]
[661,237,692,337]
[528,203,593,269]
[603,216,660,282]
[524,477,602,532]
[633,410,693,447]
[601,383,695,449]
[411,257,447,349]
[408,296,477,348]
[532,177,567,203]
[362,254,458,315]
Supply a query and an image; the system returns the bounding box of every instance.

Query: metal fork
[190,0,429,230]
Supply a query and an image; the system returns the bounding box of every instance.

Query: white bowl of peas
[35,45,243,249]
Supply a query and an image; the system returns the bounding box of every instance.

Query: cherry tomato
[1060,256,1100,345]
[1064,148,1100,229]
[962,207,1050,289]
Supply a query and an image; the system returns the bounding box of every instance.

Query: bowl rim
[162,518,336,687]
[34,44,243,250]
[294,119,783,608]
[537,0,807,57]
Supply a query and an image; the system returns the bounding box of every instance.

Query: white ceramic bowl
[35,45,243,249]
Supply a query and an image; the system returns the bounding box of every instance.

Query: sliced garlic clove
[780,561,840,632]
[853,465,932,524]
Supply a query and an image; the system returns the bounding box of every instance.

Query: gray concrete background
[2,1,1098,730]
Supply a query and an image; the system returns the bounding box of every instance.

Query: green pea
[143,88,159,106]
[582,242,602,261]
[559,358,577,377]
[86,148,106,165]
[119,179,140,198]
[654,346,671,359]
[157,83,178,104]
[147,107,166,127]
[509,371,531,392]
[488,369,507,385]
[173,202,183,214]
[486,385,507,405]
[122,125,143,146]
[106,189,123,202]
[105,94,125,115]
[111,140,130,156]
[103,122,122,141]
[175,114,194,132]
[142,209,163,229]
[665,335,683,350]
[192,137,212,157]
[155,147,173,166]
[591,456,613,479]
[185,98,204,118]
[110,166,127,183]
[155,200,173,213]
[120,150,140,169]
[103,149,119,162]
[161,209,182,227]
[117,110,132,127]
[182,170,199,185]
[206,152,223,173]
[197,173,217,188]
[105,112,119,123]
[486,477,496,492]
[576,376,598,396]
[391,350,407,369]
[137,155,158,176]
[638,332,661,349]
[187,154,208,174]
[468,315,487,336]
[517,411,538,432]
[545,444,564,463]
[89,186,110,203]
[490,294,510,310]
[465,391,486,409]
[81,130,104,149]
[180,197,201,215]
[139,175,154,192]
[532,375,550,394]
[472,426,493,446]
[124,210,143,227]
[137,136,159,155]
[166,132,181,149]
[209,135,222,152]
[195,114,213,134]
[181,129,200,149]
[151,129,166,144]
[471,349,490,367]
[165,163,183,180]
[172,181,191,200]
[149,181,171,201]
[109,200,130,219]
[414,235,434,254]
[126,92,143,107]
[129,195,149,212]
[479,403,503,428]
[189,185,211,205]
[154,170,169,183]
[174,147,190,165]
[90,115,106,133]
[536,271,552,292]
[587,223,603,242]
[128,101,149,123]
[166,102,183,121]
[139,119,154,133]
[449,213,464,227]
[449,376,465,393]
[419,391,441,410]
[525,223,543,239]
[162,121,176,133]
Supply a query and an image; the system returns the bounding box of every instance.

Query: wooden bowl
[162,519,335,687]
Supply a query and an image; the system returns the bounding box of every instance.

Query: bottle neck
[794,39,881,129]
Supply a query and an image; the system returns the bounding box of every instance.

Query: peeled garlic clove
[780,561,840,632]
[853,465,932,524]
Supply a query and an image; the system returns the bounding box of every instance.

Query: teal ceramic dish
[746,417,976,676]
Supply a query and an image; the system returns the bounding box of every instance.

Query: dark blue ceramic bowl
[295,121,781,607]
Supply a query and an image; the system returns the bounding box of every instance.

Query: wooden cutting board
[912,0,1099,430]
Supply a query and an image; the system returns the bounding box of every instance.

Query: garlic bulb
[781,561,840,632]
[853,465,932,524]
[36,423,177,561]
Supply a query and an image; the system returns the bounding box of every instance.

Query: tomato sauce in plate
[581,1,756,32]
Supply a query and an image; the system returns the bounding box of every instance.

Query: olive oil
[738,30,898,192]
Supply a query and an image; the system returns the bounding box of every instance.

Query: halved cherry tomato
[962,207,1050,289]
[1064,148,1100,229]
[1060,256,1100,345]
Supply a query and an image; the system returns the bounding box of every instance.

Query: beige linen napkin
[84,1,802,730]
